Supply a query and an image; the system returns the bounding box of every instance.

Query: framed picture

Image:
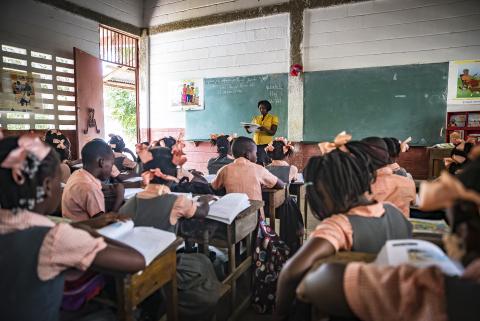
[448,60,480,105]
[168,79,204,111]
[11,73,35,108]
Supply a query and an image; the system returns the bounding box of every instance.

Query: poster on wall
[11,73,35,108]
[168,79,204,111]
[447,60,480,105]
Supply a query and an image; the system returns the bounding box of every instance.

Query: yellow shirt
[251,114,279,145]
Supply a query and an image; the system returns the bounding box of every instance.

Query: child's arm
[111,183,125,212]
[273,178,286,189]
[194,195,216,218]
[274,237,336,320]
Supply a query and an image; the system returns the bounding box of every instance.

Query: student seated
[0,134,145,321]
[265,137,298,183]
[445,131,475,175]
[44,129,72,183]
[274,139,412,320]
[383,137,412,178]
[62,139,125,221]
[362,136,416,218]
[211,136,285,203]
[108,134,137,172]
[119,182,213,233]
[297,158,480,321]
[138,143,212,194]
[207,134,234,174]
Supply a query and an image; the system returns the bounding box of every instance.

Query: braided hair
[143,147,178,185]
[305,149,374,220]
[359,137,391,171]
[0,136,60,212]
[383,137,401,163]
[210,135,231,158]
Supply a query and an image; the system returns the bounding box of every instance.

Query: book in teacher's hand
[241,122,260,132]
[97,220,176,266]
[207,193,251,224]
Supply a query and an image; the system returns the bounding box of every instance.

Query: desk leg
[303,193,308,237]
[227,227,236,310]
[166,255,179,321]
[116,276,134,321]
[269,195,276,232]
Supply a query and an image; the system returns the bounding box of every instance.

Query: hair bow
[171,133,187,166]
[141,168,179,185]
[400,137,411,153]
[136,143,153,164]
[317,131,352,155]
[52,138,66,150]
[419,171,480,211]
[0,134,51,185]
[265,142,275,152]
[227,133,237,142]
[276,137,295,154]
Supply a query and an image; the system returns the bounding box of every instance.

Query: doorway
[99,25,139,152]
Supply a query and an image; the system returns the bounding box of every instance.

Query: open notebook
[207,193,250,224]
[375,239,463,276]
[97,220,176,265]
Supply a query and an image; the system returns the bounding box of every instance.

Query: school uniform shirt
[387,162,409,178]
[270,160,299,182]
[211,157,278,201]
[0,209,106,281]
[370,166,416,218]
[343,259,480,321]
[309,202,409,252]
[62,169,105,221]
[251,114,279,145]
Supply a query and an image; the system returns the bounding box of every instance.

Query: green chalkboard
[185,74,288,140]
[304,63,448,145]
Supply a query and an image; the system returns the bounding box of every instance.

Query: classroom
[1,0,480,320]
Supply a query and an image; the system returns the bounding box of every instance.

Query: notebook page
[97,220,134,240]
[124,188,144,200]
[208,193,250,224]
[117,227,176,265]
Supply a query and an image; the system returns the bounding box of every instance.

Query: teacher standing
[244,100,278,165]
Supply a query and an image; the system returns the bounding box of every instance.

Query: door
[74,47,104,154]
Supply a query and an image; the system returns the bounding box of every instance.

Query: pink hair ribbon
[317,131,352,155]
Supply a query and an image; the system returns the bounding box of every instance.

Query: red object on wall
[74,48,105,154]
[446,111,480,143]
[290,64,303,77]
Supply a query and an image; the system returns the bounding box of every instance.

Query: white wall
[149,14,289,128]
[304,0,480,71]
[70,0,144,27]
[0,0,99,58]
[144,0,288,26]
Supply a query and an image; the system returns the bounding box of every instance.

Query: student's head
[266,138,294,160]
[450,131,463,145]
[108,134,126,153]
[383,137,401,163]
[305,149,374,220]
[44,129,71,161]
[232,136,257,163]
[142,147,178,185]
[158,136,177,149]
[81,139,114,181]
[258,100,272,116]
[210,134,232,157]
[463,69,469,75]
[360,137,391,170]
[0,135,61,214]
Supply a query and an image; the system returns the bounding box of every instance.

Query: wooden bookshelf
[446,111,480,143]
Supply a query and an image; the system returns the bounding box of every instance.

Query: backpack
[277,196,305,255]
[252,220,290,314]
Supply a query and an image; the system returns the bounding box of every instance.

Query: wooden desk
[427,147,452,179]
[263,188,286,233]
[103,238,183,321]
[177,200,263,319]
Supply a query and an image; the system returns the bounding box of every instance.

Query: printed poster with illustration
[11,73,35,108]
[168,79,204,111]
[447,60,480,104]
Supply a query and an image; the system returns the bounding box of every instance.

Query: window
[0,43,77,131]
[100,25,138,68]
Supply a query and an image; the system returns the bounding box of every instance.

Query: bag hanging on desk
[277,196,305,254]
[252,220,290,314]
